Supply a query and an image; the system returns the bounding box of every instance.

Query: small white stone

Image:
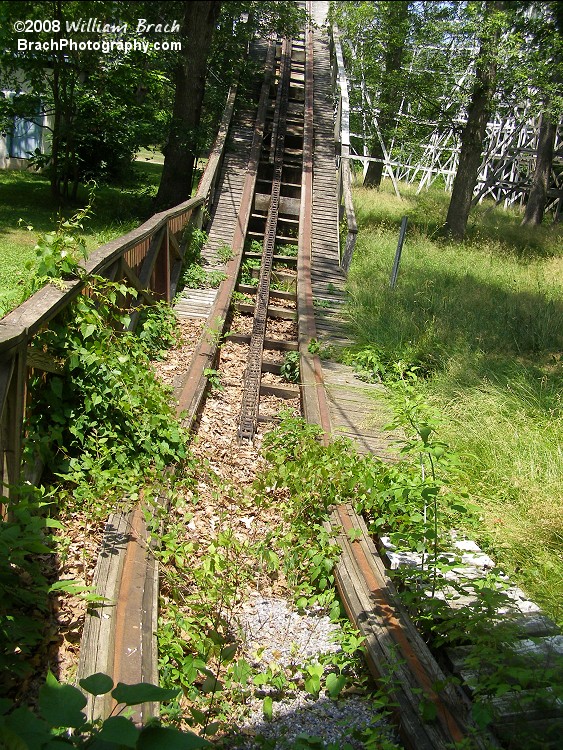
[461,552,495,569]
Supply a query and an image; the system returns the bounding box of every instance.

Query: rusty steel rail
[238,38,294,441]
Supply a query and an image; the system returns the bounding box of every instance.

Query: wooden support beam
[26,348,65,374]
[120,259,157,305]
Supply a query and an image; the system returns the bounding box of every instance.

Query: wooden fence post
[0,344,26,513]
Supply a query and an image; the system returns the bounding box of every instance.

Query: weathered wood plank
[259,383,299,399]
[77,512,131,720]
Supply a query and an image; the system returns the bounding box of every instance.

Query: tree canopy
[331,0,563,234]
[0,0,305,204]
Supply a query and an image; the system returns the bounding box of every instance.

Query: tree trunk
[444,2,503,239]
[522,112,556,226]
[364,139,385,188]
[50,0,63,200]
[364,1,409,188]
[155,1,221,210]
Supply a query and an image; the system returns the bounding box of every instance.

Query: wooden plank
[238,284,296,302]
[235,302,297,320]
[3,344,26,493]
[260,383,300,399]
[0,358,14,419]
[26,348,65,374]
[168,231,182,261]
[329,515,447,750]
[261,361,282,375]
[111,505,158,724]
[121,259,157,304]
[77,512,130,720]
[493,717,563,749]
[228,333,299,351]
[138,227,166,291]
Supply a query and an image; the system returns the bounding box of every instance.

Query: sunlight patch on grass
[0,168,161,315]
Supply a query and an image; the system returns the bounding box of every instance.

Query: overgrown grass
[347,181,563,623]
[0,162,164,314]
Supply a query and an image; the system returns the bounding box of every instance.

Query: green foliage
[25,276,187,510]
[349,181,563,622]
[240,258,261,286]
[259,414,359,615]
[138,302,180,359]
[181,264,227,290]
[0,671,209,749]
[258,404,562,731]
[280,351,300,383]
[313,298,330,309]
[24,194,94,290]
[0,486,56,693]
[216,244,234,263]
[177,227,226,291]
[155,511,262,734]
[0,168,161,316]
[0,2,174,198]
[203,317,228,347]
[1,272,185,687]
[203,368,224,392]
[307,338,320,354]
[152,430,370,735]
[276,243,298,257]
[183,227,208,267]
[332,1,474,168]
[231,290,252,305]
[341,343,433,383]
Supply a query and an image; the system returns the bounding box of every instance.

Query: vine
[25,275,188,512]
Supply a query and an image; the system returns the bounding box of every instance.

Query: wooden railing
[331,25,358,271]
[0,84,238,504]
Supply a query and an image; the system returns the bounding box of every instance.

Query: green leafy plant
[240,258,261,285]
[0,485,59,693]
[155,510,261,736]
[231,290,253,304]
[181,263,227,290]
[138,301,180,359]
[203,317,228,347]
[280,351,300,383]
[25,276,188,511]
[23,190,95,292]
[341,344,428,384]
[182,226,208,266]
[204,368,224,392]
[217,244,234,263]
[276,243,298,257]
[0,671,210,748]
[307,338,320,354]
[245,239,263,254]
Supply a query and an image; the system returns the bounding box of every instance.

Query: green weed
[347,181,563,623]
[25,276,187,514]
[280,351,300,383]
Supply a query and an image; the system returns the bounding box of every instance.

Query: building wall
[1,87,51,170]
